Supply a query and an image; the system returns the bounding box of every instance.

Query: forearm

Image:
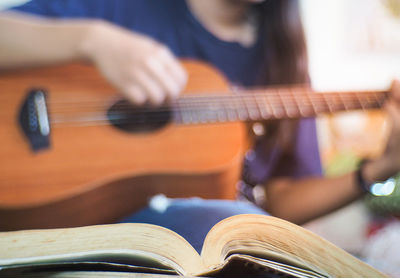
[263,172,364,225]
[0,12,100,69]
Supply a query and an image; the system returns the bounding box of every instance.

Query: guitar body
[0,61,247,231]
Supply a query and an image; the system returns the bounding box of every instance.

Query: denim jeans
[120,197,267,253]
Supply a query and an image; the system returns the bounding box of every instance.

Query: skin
[0,0,399,224]
[0,14,187,106]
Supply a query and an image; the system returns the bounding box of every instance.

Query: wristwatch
[356,159,396,196]
[355,159,372,194]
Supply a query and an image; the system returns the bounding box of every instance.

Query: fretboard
[172,87,388,124]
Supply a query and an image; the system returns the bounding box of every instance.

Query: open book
[0,214,387,278]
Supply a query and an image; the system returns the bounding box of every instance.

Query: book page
[0,223,204,276]
[200,214,387,278]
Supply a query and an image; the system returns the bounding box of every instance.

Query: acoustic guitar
[0,60,387,231]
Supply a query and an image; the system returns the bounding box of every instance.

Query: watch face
[370,178,396,196]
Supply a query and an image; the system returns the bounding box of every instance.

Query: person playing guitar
[1,0,400,253]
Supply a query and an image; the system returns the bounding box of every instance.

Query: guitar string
[48,101,384,126]
[48,98,382,121]
[1,96,382,121]
[47,94,385,119]
[47,89,386,106]
[0,92,384,113]
[10,89,385,126]
[47,91,386,114]
[49,92,386,126]
[48,107,375,127]
[48,102,382,127]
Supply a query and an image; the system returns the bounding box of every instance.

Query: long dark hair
[254,0,308,162]
[256,0,309,85]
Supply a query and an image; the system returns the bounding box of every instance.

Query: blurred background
[304,1,400,276]
[1,0,399,276]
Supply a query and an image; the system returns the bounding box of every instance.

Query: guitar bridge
[18,89,51,152]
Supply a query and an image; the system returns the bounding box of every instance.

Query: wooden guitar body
[0,61,247,231]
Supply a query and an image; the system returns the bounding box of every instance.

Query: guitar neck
[173,87,389,124]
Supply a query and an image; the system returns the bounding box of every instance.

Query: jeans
[120,197,268,253]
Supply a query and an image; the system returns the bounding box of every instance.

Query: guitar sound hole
[107,100,172,133]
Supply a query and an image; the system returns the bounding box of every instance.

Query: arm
[264,80,400,225]
[263,173,362,225]
[0,12,187,105]
[0,12,91,69]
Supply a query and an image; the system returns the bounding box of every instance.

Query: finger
[390,79,400,102]
[387,100,400,126]
[145,56,181,100]
[124,85,147,106]
[133,69,166,106]
[157,47,188,91]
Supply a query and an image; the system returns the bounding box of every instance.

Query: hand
[382,80,400,171]
[364,80,400,182]
[81,21,187,105]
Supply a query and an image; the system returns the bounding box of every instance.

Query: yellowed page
[0,223,203,276]
[200,214,387,278]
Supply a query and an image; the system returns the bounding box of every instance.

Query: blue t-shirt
[11,0,323,182]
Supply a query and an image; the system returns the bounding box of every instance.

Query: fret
[265,94,284,119]
[295,89,314,117]
[252,94,264,120]
[312,90,331,115]
[367,92,383,108]
[188,107,197,124]
[177,98,198,124]
[252,93,264,120]
[181,108,193,124]
[207,97,226,122]
[224,99,239,122]
[245,94,261,121]
[217,102,228,122]
[235,95,250,121]
[212,101,225,122]
[369,92,382,108]
[357,93,370,108]
[368,93,379,107]
[346,92,362,110]
[204,103,219,123]
[190,107,202,124]
[285,88,302,118]
[197,106,210,123]
[213,101,226,122]
[355,92,368,110]
[186,98,221,124]
[372,91,386,108]
[189,103,202,124]
[320,93,334,114]
[255,93,271,120]
[172,102,184,124]
[276,89,290,118]
[332,92,347,112]
[337,92,350,111]
[354,92,368,110]
[304,88,318,116]
[264,95,276,118]
[289,88,303,117]
[315,92,332,114]
[337,92,352,112]
[276,89,292,118]
[241,95,254,120]
[176,101,193,125]
[172,87,387,125]
[326,93,341,112]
